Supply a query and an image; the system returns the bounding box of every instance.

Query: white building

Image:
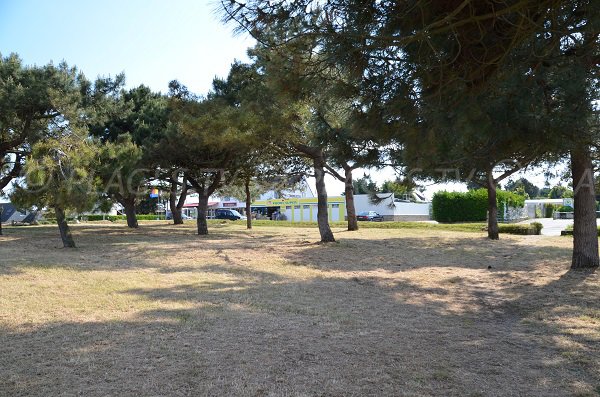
[353,194,431,221]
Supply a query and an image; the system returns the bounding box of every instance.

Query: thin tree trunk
[169,180,184,225]
[197,194,209,235]
[245,177,252,230]
[176,178,188,223]
[123,198,138,229]
[344,166,358,231]
[314,155,335,243]
[55,206,76,248]
[487,173,499,240]
[570,146,599,269]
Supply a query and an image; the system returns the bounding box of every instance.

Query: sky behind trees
[0,0,253,94]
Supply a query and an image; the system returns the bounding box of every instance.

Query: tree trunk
[0,208,3,236]
[197,194,209,235]
[344,167,358,231]
[245,177,252,230]
[570,146,599,269]
[487,174,499,240]
[314,156,335,242]
[123,198,139,228]
[169,180,184,225]
[55,206,76,248]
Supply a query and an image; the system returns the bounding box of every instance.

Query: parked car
[357,211,384,222]
[215,209,247,221]
[166,212,192,220]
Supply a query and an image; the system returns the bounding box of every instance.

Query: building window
[303,205,310,209]
[332,204,340,208]
[286,206,292,210]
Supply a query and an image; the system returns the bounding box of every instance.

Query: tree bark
[169,179,187,225]
[122,197,139,229]
[187,172,222,236]
[0,154,23,192]
[245,177,252,230]
[314,155,335,242]
[197,194,209,235]
[169,181,182,225]
[344,166,358,231]
[55,206,76,248]
[570,146,599,269]
[0,207,3,236]
[487,173,499,240]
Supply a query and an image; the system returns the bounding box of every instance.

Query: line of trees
[1,1,598,269]
[220,0,599,269]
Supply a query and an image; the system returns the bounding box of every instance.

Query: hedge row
[432,189,525,222]
[498,222,543,235]
[562,226,600,236]
[83,214,165,221]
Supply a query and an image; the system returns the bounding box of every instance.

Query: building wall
[252,197,346,222]
[352,194,431,219]
[251,194,431,223]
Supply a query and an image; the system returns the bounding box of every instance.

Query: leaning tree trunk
[55,206,76,248]
[487,173,499,240]
[169,180,184,225]
[570,146,599,269]
[245,177,252,230]
[196,194,209,235]
[314,156,335,243]
[344,167,358,231]
[122,197,139,229]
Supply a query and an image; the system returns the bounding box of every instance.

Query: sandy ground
[0,222,598,396]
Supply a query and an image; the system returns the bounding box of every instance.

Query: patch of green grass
[431,368,452,381]
[248,219,488,232]
[248,219,543,234]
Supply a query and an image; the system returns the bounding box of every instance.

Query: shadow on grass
[1,263,598,396]
[1,223,598,395]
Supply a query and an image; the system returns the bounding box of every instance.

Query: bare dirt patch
[0,222,598,396]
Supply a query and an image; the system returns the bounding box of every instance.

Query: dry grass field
[0,222,599,396]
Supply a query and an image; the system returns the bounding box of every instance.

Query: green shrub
[432,189,525,223]
[498,222,543,235]
[84,214,109,221]
[556,205,574,212]
[83,214,165,221]
[432,189,488,222]
[562,225,600,236]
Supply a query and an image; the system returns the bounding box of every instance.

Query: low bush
[562,225,600,236]
[498,222,543,235]
[556,205,574,212]
[83,214,165,221]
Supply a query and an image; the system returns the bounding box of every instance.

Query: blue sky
[0,0,254,95]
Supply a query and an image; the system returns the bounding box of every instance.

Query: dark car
[357,211,384,222]
[215,209,247,221]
